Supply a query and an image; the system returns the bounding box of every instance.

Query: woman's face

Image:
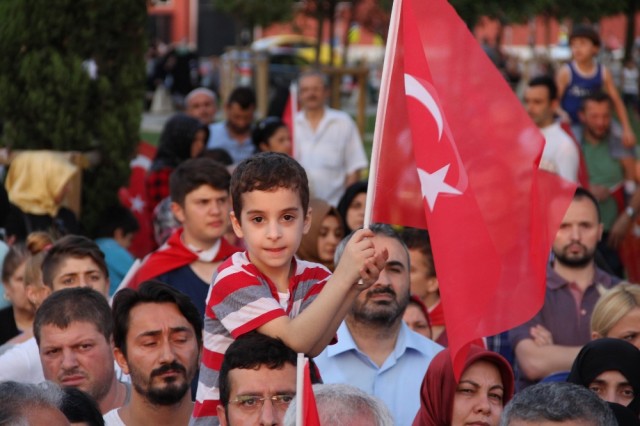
[606,307,640,349]
[451,360,504,426]
[190,129,207,158]
[264,126,292,155]
[403,304,431,339]
[2,261,29,310]
[346,192,366,231]
[317,214,343,264]
[588,370,635,406]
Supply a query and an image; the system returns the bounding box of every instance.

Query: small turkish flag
[368,0,576,376]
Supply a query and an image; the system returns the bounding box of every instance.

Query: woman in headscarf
[4,151,79,242]
[567,338,640,413]
[336,180,367,234]
[297,198,344,271]
[146,113,209,211]
[413,346,514,426]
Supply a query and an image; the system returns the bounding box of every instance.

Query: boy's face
[171,184,231,247]
[230,187,310,281]
[570,37,598,63]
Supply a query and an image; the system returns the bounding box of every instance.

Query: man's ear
[230,211,244,239]
[113,347,130,375]
[170,201,186,224]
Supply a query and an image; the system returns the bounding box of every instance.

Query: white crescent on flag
[404,73,443,141]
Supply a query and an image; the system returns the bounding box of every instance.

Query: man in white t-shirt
[524,75,580,183]
[294,70,368,205]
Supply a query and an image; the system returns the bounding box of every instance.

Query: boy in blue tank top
[557,24,635,148]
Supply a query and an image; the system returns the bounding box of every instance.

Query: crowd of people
[2,23,640,426]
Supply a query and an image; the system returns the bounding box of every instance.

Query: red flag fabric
[282,83,297,157]
[368,0,576,376]
[302,359,321,426]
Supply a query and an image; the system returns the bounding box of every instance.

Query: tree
[212,0,295,45]
[0,0,146,235]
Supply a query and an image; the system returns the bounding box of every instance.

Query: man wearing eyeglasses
[104,281,203,426]
[217,332,298,426]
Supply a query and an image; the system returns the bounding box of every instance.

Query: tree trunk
[315,1,325,66]
[624,0,637,63]
[328,0,336,66]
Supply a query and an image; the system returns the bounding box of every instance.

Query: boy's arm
[257,229,387,356]
[603,67,636,147]
[555,65,571,121]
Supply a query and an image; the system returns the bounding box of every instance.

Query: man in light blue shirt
[314,224,442,426]
[206,86,256,164]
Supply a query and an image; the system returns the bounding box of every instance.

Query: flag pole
[363,0,403,229]
[295,353,304,426]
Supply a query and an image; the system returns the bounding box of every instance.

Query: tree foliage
[0,0,147,235]
[213,0,294,43]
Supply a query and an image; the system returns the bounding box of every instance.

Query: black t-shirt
[0,306,20,345]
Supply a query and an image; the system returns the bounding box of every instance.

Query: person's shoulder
[325,107,354,122]
[103,408,126,426]
[403,323,444,356]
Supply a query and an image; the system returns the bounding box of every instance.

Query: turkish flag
[282,83,298,157]
[302,359,320,426]
[368,0,576,376]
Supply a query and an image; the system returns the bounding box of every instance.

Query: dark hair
[111,280,203,357]
[580,91,612,111]
[169,157,231,206]
[95,205,139,239]
[574,186,601,223]
[61,387,104,426]
[226,86,256,109]
[41,235,108,287]
[33,287,112,345]
[1,243,28,283]
[152,113,209,171]
[400,227,436,278]
[199,148,233,166]
[528,75,558,101]
[569,24,601,47]
[252,117,287,152]
[336,181,368,234]
[219,332,297,407]
[230,152,309,221]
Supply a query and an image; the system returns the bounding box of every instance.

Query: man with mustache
[35,287,129,414]
[314,223,442,426]
[510,188,620,390]
[105,280,202,425]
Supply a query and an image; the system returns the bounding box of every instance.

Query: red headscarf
[412,346,514,426]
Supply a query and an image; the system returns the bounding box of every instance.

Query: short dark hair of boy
[580,91,612,111]
[528,75,558,101]
[41,235,109,287]
[227,86,256,109]
[95,204,139,239]
[400,227,436,278]
[169,157,231,207]
[218,332,297,407]
[230,152,310,221]
[569,24,601,47]
[111,280,203,357]
[33,287,112,345]
[61,387,105,426]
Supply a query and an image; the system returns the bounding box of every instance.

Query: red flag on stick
[282,83,298,157]
[365,0,576,376]
[295,354,320,426]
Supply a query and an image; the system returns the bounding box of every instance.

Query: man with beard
[206,86,256,165]
[510,188,621,390]
[314,223,442,426]
[35,287,129,414]
[105,280,202,425]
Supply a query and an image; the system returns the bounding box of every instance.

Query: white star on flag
[130,195,145,213]
[417,164,461,211]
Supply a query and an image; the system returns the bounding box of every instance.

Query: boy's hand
[358,247,388,288]
[622,127,636,148]
[335,228,387,288]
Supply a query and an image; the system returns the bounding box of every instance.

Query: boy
[191,152,386,425]
[127,158,240,318]
[557,24,635,147]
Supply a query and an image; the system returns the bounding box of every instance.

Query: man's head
[579,92,612,141]
[218,332,297,426]
[283,383,394,426]
[500,382,616,426]
[400,228,438,302]
[225,86,256,135]
[552,187,603,269]
[230,152,310,221]
[337,223,411,327]
[0,381,69,426]
[34,287,115,406]
[41,235,109,296]
[170,157,232,246]
[298,70,328,112]
[524,76,558,128]
[112,280,202,407]
[96,204,140,249]
[186,88,217,125]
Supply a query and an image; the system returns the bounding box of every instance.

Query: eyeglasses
[230,394,295,412]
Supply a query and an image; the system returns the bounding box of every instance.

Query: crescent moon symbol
[404,73,443,141]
